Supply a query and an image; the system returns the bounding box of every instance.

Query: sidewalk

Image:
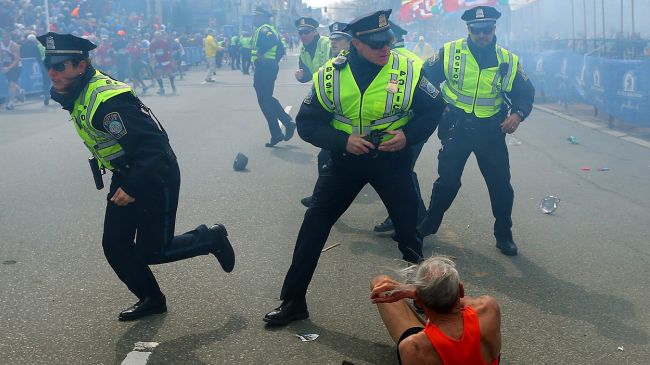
[535,102,650,150]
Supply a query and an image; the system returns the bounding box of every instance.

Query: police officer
[263,10,446,326]
[294,17,331,83]
[374,21,428,233]
[329,21,351,57]
[240,31,252,75]
[251,7,296,147]
[418,6,535,256]
[299,21,351,208]
[229,33,240,70]
[38,32,236,321]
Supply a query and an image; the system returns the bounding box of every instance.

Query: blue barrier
[184,46,204,65]
[0,57,47,99]
[516,50,650,126]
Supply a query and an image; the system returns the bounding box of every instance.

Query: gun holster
[88,157,105,190]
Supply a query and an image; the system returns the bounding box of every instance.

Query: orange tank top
[423,306,498,365]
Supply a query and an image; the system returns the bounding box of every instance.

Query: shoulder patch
[419,76,440,100]
[303,88,315,105]
[427,50,440,67]
[517,63,529,81]
[103,112,127,139]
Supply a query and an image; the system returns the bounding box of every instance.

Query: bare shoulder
[398,332,441,365]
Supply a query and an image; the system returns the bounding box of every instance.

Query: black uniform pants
[253,60,292,139]
[229,47,240,69]
[102,163,215,300]
[423,113,514,240]
[241,49,251,74]
[280,150,423,301]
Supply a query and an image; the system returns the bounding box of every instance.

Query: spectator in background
[203,29,218,82]
[412,36,434,61]
[370,256,502,365]
[1,28,25,110]
[113,30,130,81]
[19,32,50,105]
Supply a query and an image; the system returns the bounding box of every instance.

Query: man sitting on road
[370,256,501,365]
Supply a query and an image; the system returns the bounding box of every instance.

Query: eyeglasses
[364,40,391,50]
[469,26,494,35]
[298,30,313,36]
[45,61,71,72]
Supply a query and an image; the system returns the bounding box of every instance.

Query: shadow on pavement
[270,145,314,166]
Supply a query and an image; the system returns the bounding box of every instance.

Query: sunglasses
[45,61,71,72]
[364,40,391,50]
[469,26,494,35]
[298,29,313,35]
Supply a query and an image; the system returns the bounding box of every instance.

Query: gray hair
[401,256,460,313]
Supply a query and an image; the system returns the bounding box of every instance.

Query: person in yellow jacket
[294,16,330,83]
[203,29,219,82]
[418,6,535,256]
[263,10,446,326]
[38,32,235,321]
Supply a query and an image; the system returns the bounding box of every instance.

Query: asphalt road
[1,56,649,365]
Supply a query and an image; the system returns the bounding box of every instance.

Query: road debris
[540,196,560,214]
[295,333,319,342]
[321,243,341,253]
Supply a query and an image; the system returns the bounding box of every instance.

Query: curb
[533,105,650,150]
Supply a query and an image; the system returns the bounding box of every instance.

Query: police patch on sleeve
[419,76,440,100]
[427,51,440,67]
[303,87,315,105]
[103,112,127,139]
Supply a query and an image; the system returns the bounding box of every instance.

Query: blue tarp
[517,50,650,126]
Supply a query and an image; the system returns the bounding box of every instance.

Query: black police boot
[496,238,518,256]
[265,134,284,147]
[209,224,236,272]
[263,297,309,326]
[118,295,167,321]
[300,196,313,208]
[373,216,394,233]
[284,121,296,141]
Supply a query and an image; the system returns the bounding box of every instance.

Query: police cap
[253,6,273,18]
[329,22,351,40]
[344,9,394,43]
[461,6,501,29]
[389,21,407,39]
[37,32,96,66]
[295,17,319,31]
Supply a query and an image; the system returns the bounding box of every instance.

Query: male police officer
[329,21,351,57]
[240,31,252,75]
[419,6,535,256]
[294,16,331,83]
[39,32,236,321]
[252,7,296,147]
[374,21,428,233]
[263,10,446,326]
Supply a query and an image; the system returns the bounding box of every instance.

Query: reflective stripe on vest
[240,36,252,49]
[313,51,421,138]
[70,70,133,170]
[251,24,278,62]
[393,46,424,68]
[299,36,331,74]
[442,38,518,118]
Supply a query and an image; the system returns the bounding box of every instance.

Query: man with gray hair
[370,256,501,365]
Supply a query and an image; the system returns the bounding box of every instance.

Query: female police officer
[38,32,236,321]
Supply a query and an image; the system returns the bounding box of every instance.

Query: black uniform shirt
[297,35,320,83]
[92,93,175,198]
[296,47,447,154]
[423,36,535,119]
[254,25,280,61]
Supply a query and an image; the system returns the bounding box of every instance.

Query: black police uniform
[252,7,295,146]
[39,32,235,320]
[263,10,447,326]
[418,7,535,255]
[374,21,428,232]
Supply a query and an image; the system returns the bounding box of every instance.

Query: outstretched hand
[370,276,416,304]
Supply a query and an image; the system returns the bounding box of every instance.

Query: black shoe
[118,295,167,321]
[300,196,313,208]
[373,217,394,233]
[265,134,284,147]
[284,122,296,141]
[496,238,518,256]
[263,298,309,326]
[209,224,235,272]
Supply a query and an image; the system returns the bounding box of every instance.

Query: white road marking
[121,342,159,365]
[280,105,293,127]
